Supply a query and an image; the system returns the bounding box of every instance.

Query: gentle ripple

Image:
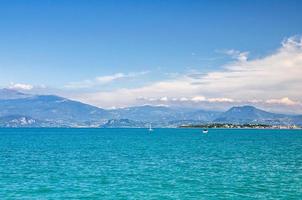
[0,128,301,199]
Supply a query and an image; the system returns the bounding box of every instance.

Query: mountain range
[0,89,301,128]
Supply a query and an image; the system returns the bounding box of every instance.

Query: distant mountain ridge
[0,89,301,127]
[108,105,220,123]
[0,89,110,127]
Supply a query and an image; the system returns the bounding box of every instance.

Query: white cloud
[207,98,235,103]
[191,96,206,102]
[159,96,168,102]
[265,97,300,106]
[96,73,125,84]
[68,36,302,113]
[223,49,249,62]
[138,96,237,104]
[9,83,33,90]
[198,36,302,102]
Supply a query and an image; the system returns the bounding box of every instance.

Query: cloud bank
[69,36,302,113]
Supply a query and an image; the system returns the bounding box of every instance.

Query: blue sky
[1,0,302,112]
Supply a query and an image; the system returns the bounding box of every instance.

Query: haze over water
[0,128,301,199]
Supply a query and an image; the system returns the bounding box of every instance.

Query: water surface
[0,128,301,199]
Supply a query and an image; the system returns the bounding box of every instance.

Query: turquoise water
[0,128,301,199]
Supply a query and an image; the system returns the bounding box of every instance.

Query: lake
[0,128,301,199]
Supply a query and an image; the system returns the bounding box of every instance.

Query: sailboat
[149,124,153,132]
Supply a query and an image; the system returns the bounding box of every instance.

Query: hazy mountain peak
[214,105,289,124]
[228,105,257,112]
[0,88,32,100]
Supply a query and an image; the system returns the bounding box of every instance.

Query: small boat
[149,124,153,132]
[202,129,208,134]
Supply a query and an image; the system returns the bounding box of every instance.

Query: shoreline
[0,127,301,130]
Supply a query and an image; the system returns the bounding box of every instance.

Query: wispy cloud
[222,49,249,62]
[64,71,149,89]
[96,73,126,84]
[68,36,302,113]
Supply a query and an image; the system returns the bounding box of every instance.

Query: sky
[1,0,302,113]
